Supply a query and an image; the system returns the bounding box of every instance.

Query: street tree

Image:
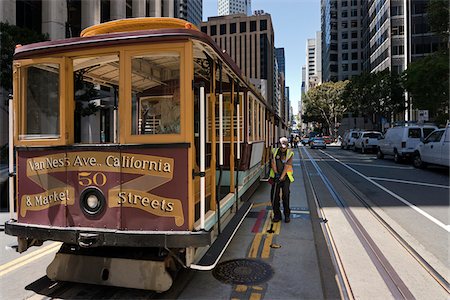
[402,51,449,125]
[303,81,348,137]
[343,70,404,129]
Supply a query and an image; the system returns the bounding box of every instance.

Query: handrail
[199,84,206,230]
[216,62,223,234]
[8,94,15,220]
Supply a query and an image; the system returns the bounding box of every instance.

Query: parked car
[354,131,383,153]
[322,136,333,144]
[310,137,327,149]
[377,124,438,163]
[412,126,450,168]
[341,129,360,150]
[301,136,310,145]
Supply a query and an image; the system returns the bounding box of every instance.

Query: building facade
[368,0,444,74]
[200,13,275,111]
[0,0,203,41]
[275,47,290,125]
[321,0,365,82]
[305,34,323,92]
[218,0,251,16]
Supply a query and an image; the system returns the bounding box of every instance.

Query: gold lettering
[165,202,174,212]
[163,163,171,172]
[118,192,126,204]
[151,199,159,209]
[141,197,150,207]
[149,161,158,171]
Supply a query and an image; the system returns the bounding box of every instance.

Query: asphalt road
[0,145,448,299]
[302,145,449,288]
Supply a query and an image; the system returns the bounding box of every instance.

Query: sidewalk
[180,149,327,299]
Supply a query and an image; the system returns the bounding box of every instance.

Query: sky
[202,0,321,114]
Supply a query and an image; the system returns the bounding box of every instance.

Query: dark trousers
[271,180,291,219]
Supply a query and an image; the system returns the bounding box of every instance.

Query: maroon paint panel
[16,146,189,231]
[17,149,67,226]
[120,147,189,231]
[66,169,121,229]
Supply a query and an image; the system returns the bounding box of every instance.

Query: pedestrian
[269,137,295,223]
[294,135,300,148]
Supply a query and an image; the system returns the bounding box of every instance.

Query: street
[0,145,448,299]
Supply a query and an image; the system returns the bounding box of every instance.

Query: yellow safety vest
[269,148,294,182]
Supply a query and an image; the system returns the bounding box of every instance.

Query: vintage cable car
[5,17,286,291]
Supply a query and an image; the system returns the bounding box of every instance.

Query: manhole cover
[212,258,274,285]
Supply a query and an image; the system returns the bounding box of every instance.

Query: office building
[305,33,322,92]
[0,0,203,40]
[201,13,275,111]
[368,0,444,74]
[218,0,251,16]
[275,47,290,124]
[321,0,365,82]
[275,47,285,76]
[177,0,203,26]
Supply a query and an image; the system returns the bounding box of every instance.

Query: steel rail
[303,147,414,299]
[299,148,353,300]
[319,149,450,294]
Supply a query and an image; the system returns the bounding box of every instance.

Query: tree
[427,0,449,45]
[403,51,449,125]
[0,23,48,96]
[303,81,348,137]
[343,70,405,129]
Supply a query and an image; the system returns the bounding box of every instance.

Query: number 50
[78,172,107,187]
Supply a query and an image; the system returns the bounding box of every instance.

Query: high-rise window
[211,25,217,36]
[260,19,267,31]
[230,23,237,34]
[240,22,246,33]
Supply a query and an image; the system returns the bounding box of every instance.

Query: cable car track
[300,147,449,299]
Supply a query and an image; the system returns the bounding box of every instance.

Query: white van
[412,126,450,168]
[377,124,437,163]
[341,129,360,150]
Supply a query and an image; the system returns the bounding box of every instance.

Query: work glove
[274,173,280,182]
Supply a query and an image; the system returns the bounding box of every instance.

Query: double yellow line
[0,242,61,277]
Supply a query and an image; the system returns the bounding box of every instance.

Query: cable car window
[131,52,180,135]
[73,54,119,143]
[19,63,60,140]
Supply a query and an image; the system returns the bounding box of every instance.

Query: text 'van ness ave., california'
[27,153,173,173]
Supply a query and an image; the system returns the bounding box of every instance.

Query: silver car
[310,137,327,149]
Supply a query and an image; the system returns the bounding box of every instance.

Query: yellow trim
[122,43,188,144]
[210,61,216,210]
[14,58,66,147]
[185,41,194,230]
[229,81,235,193]
[80,17,199,37]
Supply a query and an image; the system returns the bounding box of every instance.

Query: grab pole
[8,94,15,219]
[199,84,206,230]
[216,63,223,234]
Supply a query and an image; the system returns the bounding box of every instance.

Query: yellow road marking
[275,221,281,234]
[250,292,262,300]
[248,233,262,258]
[0,242,61,277]
[261,234,273,259]
[252,202,271,208]
[235,285,248,292]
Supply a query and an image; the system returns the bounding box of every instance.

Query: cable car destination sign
[20,151,184,226]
